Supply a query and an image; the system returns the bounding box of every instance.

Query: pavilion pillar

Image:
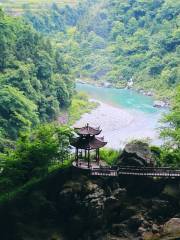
[85,149,87,161]
[88,150,90,168]
[95,149,98,161]
[97,148,100,165]
[76,148,79,166]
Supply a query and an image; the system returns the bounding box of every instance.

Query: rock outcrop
[56,172,180,240]
[0,167,180,240]
[118,141,155,167]
[162,218,180,239]
[144,218,180,240]
[153,100,170,108]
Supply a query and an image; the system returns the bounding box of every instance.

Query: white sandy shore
[74,99,162,149]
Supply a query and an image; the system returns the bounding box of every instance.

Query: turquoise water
[76,83,159,114]
[75,83,165,148]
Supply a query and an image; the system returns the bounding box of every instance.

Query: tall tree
[161,85,180,148]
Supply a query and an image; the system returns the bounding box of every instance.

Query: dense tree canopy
[0,124,72,195]
[0,8,75,139]
[24,0,180,99]
[161,86,180,147]
[0,86,39,139]
[158,86,180,167]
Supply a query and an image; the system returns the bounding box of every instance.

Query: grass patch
[48,159,72,173]
[68,92,98,125]
[100,148,120,166]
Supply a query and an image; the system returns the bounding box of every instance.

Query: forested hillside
[24,0,180,99]
[0,2,180,239]
[107,0,180,99]
[0,0,78,16]
[0,0,179,149]
[0,8,74,140]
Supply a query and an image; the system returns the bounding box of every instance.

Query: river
[75,83,165,149]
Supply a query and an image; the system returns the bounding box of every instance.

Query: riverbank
[58,92,98,125]
[76,79,170,108]
[74,99,162,149]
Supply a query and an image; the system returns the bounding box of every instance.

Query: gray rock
[119,206,138,221]
[141,220,151,229]
[138,226,147,235]
[112,188,126,198]
[153,100,166,108]
[162,218,180,239]
[146,91,153,96]
[103,82,112,88]
[111,223,128,237]
[128,215,144,231]
[85,181,99,193]
[118,141,155,167]
[152,224,159,234]
[104,196,121,212]
[150,199,173,219]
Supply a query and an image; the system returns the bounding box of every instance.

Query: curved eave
[71,137,107,150]
[90,141,107,150]
[75,127,102,136]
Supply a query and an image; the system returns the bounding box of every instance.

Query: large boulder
[162,218,180,239]
[142,218,180,240]
[119,141,155,167]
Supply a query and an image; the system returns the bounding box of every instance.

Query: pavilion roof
[71,136,107,150]
[75,124,102,136]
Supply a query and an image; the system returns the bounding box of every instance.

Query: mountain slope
[23,0,180,99]
[0,8,74,139]
[0,0,78,16]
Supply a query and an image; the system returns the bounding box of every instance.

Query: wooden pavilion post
[95,149,99,165]
[76,148,79,166]
[85,149,87,161]
[88,149,90,168]
[97,148,100,165]
[95,149,98,161]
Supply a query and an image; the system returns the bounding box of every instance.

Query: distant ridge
[0,0,78,16]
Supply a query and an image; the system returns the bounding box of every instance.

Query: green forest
[23,0,180,99]
[0,1,180,239]
[0,0,180,192]
[0,7,75,140]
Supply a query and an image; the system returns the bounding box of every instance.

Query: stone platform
[72,160,107,170]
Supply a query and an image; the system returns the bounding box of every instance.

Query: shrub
[100,148,120,166]
[0,123,72,196]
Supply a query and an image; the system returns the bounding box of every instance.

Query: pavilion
[71,124,107,168]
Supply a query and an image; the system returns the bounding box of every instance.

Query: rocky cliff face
[1,168,180,240]
[56,171,180,240]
